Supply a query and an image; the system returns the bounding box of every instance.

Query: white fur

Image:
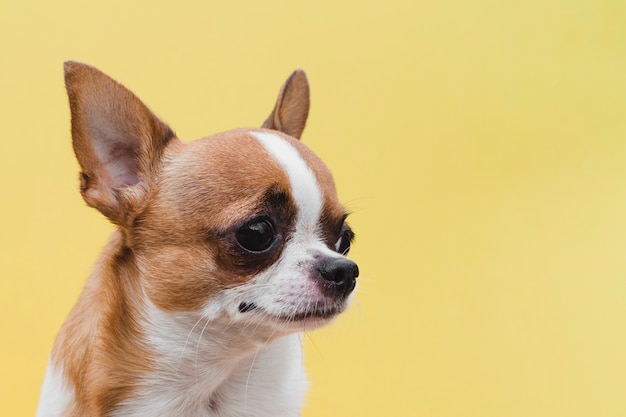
[252,131,323,233]
[114,299,307,417]
[36,361,74,417]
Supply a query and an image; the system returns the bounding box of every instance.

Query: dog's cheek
[139,246,222,312]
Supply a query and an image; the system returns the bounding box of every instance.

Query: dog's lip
[238,301,342,322]
[276,306,342,322]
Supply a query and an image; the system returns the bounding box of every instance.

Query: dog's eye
[236,219,275,252]
[335,226,354,255]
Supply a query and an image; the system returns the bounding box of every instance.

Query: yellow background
[2,0,626,416]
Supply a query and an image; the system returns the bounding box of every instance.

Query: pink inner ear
[87,112,142,189]
[108,155,141,188]
[96,140,141,189]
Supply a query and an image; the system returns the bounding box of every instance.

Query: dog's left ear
[64,61,176,226]
[262,69,310,140]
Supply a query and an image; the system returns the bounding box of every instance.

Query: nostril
[351,263,360,279]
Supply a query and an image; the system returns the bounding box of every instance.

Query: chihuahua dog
[36,62,358,417]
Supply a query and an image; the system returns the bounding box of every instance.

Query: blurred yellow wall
[2,0,626,416]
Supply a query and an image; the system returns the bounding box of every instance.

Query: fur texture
[37,63,358,417]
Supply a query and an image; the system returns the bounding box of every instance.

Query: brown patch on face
[51,232,153,417]
[129,130,298,312]
[210,185,296,276]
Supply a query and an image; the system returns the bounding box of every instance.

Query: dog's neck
[52,231,307,417]
[124,309,307,416]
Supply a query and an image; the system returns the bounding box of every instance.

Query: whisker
[194,317,212,382]
[176,315,206,374]
[303,331,321,357]
[244,326,281,410]
[244,348,261,409]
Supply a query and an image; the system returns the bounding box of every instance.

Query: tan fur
[51,233,151,416]
[47,63,347,415]
[64,61,175,227]
[262,69,310,139]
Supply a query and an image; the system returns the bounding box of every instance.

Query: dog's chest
[113,334,307,417]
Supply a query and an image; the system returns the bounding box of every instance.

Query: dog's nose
[318,257,359,298]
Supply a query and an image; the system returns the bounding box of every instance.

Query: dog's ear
[64,61,176,226]
[262,69,310,140]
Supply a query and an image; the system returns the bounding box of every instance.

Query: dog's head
[64,62,358,334]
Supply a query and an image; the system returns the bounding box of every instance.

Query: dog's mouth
[238,302,258,313]
[238,301,342,323]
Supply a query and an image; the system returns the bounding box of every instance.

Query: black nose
[318,257,359,298]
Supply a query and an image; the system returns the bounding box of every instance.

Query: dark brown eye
[236,219,275,252]
[336,226,354,255]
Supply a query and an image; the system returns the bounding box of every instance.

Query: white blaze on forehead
[251,131,323,232]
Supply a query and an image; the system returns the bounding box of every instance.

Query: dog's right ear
[64,61,176,226]
[262,69,310,140]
